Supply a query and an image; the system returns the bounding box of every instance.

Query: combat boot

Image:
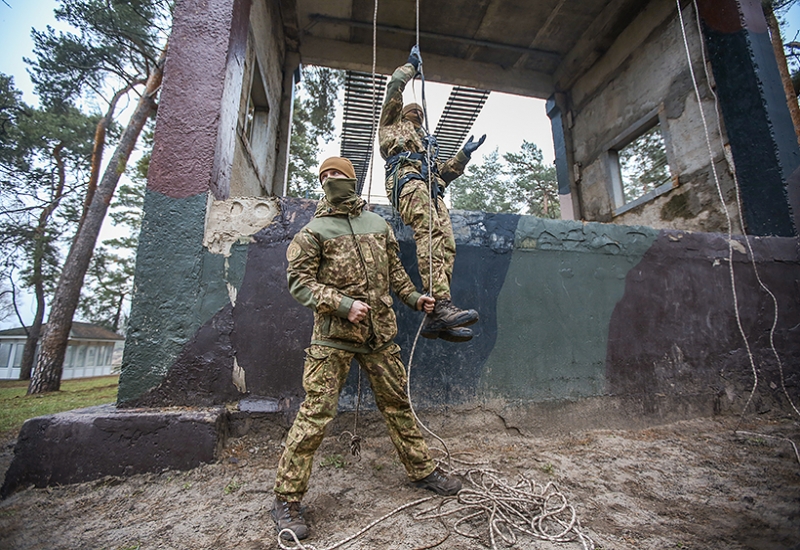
[421,326,473,342]
[412,467,462,496]
[271,498,309,541]
[421,299,478,338]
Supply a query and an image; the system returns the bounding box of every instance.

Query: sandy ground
[0,411,798,550]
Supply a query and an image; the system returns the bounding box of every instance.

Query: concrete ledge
[1,404,226,498]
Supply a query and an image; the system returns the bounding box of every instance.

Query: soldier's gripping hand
[407,45,422,71]
[416,295,435,314]
[463,134,487,158]
[348,300,372,323]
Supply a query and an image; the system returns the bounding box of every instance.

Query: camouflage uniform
[378,62,471,301]
[273,193,437,502]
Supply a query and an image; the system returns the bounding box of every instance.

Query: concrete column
[148,0,252,201]
[697,0,799,236]
[546,93,580,220]
[121,0,252,403]
[272,53,300,196]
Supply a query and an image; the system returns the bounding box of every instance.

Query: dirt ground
[0,411,798,550]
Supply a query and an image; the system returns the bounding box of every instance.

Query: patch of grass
[0,375,119,438]
[319,454,346,469]
[224,477,243,494]
[541,463,554,475]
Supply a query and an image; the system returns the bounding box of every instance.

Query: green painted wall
[481,218,658,400]
[119,191,247,403]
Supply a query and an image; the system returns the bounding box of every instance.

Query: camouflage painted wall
[120,196,800,422]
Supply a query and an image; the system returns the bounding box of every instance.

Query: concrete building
[0,322,123,380]
[3,0,798,495]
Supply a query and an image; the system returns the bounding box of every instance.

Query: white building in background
[0,322,124,380]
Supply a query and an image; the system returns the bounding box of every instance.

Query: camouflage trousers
[273,343,436,501]
[396,179,456,300]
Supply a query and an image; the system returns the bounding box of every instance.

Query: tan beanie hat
[402,103,423,117]
[318,157,356,182]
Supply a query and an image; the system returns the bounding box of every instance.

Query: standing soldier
[379,45,486,343]
[271,157,462,541]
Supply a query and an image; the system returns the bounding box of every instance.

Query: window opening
[242,57,271,187]
[607,112,674,215]
[618,123,671,204]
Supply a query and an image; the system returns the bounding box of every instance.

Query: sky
[1,0,800,327]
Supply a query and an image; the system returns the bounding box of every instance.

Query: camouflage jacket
[286,196,423,353]
[378,63,471,197]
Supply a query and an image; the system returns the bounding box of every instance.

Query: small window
[0,343,10,368]
[607,112,674,215]
[241,57,270,173]
[11,344,23,367]
[75,345,87,368]
[86,346,98,367]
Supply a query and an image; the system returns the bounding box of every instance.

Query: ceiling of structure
[279,0,646,98]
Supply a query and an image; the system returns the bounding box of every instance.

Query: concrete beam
[299,36,554,98]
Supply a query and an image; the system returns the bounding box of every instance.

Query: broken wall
[569,1,742,233]
[120,197,800,427]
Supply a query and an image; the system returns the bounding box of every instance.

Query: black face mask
[322,177,358,205]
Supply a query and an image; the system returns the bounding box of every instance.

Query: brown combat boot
[271,498,309,540]
[422,300,478,332]
[421,326,474,342]
[412,467,462,496]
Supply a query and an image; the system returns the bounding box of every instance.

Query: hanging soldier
[379,45,486,343]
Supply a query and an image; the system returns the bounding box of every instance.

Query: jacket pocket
[322,314,369,345]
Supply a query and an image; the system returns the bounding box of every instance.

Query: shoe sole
[439,329,473,343]
[426,311,479,332]
[411,480,462,496]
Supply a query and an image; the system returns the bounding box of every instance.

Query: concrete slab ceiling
[279,0,646,97]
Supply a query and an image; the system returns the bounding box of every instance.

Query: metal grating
[340,70,388,192]
[432,86,491,160]
[339,74,489,192]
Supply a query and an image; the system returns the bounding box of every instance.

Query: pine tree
[504,140,560,218]
[286,66,344,199]
[28,0,170,394]
[0,74,96,379]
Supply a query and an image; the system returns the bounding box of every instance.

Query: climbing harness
[384,150,444,209]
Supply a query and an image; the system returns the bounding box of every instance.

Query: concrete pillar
[120,0,253,403]
[147,0,252,201]
[272,53,300,196]
[697,0,799,236]
[546,93,580,220]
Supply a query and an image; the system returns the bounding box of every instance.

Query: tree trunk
[28,52,165,395]
[765,3,800,145]
[20,142,67,380]
[18,282,45,380]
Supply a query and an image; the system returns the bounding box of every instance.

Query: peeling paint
[204,196,280,256]
[232,356,246,394]
[729,239,746,255]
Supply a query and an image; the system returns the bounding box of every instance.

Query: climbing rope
[283,3,592,550]
[677,0,800,424]
[276,468,595,550]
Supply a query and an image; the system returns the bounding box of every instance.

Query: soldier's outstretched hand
[463,134,487,157]
[416,295,435,314]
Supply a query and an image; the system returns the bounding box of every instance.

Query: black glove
[407,45,422,71]
[463,134,486,158]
